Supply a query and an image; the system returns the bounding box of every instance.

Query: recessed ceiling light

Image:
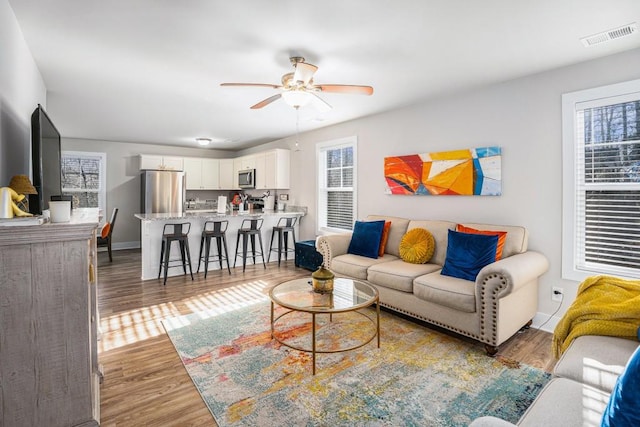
[196,138,212,146]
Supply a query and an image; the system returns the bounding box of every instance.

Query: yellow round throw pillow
[399,228,435,264]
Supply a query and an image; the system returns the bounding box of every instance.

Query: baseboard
[531,311,562,333]
[97,241,140,252]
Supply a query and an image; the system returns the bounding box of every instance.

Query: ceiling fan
[220,57,374,111]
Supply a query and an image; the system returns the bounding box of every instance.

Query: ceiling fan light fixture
[282,90,311,108]
[196,137,212,146]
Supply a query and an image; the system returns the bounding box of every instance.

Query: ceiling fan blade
[309,93,332,113]
[293,62,318,85]
[221,83,281,89]
[250,94,282,109]
[316,84,374,95]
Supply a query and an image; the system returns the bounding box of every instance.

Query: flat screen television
[29,104,62,215]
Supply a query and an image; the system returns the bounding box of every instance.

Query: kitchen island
[135,209,305,280]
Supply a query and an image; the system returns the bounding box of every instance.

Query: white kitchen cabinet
[249,149,291,190]
[263,149,290,189]
[240,155,256,170]
[201,159,220,189]
[219,159,235,189]
[139,154,184,171]
[184,157,220,189]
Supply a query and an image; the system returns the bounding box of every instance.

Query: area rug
[163,301,550,426]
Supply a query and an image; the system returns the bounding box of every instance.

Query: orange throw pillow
[456,224,507,260]
[378,221,392,257]
[101,222,111,239]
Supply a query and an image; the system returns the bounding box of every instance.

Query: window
[562,79,640,280]
[317,136,357,233]
[61,151,106,212]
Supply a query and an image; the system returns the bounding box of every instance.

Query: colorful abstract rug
[163,301,550,426]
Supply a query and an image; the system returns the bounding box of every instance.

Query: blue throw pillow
[347,220,386,259]
[601,346,640,427]
[441,229,499,281]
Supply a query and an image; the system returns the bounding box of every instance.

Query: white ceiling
[8,0,640,151]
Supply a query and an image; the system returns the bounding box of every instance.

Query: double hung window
[562,79,640,280]
[61,151,106,212]
[317,136,357,233]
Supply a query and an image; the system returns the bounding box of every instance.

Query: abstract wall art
[384,146,501,196]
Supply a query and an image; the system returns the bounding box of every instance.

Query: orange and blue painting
[384,146,501,196]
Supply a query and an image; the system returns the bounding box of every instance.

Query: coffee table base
[270,301,380,375]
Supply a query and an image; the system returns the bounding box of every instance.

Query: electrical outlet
[552,286,564,302]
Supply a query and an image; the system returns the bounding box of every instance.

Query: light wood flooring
[97,249,556,426]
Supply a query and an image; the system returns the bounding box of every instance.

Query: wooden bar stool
[158,222,194,286]
[198,220,231,277]
[233,218,266,272]
[268,216,297,266]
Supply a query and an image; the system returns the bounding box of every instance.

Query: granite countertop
[135,208,306,221]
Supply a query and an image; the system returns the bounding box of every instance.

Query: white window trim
[61,150,107,213]
[561,78,640,281]
[316,136,358,235]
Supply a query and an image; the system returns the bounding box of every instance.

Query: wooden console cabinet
[0,209,100,426]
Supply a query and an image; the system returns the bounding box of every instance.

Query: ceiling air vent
[581,23,637,47]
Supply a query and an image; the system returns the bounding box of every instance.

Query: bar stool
[158,223,194,286]
[198,220,231,277]
[233,218,266,272]
[268,216,297,266]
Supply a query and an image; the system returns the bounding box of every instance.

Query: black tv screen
[29,104,62,215]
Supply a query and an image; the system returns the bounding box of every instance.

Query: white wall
[0,0,46,184]
[248,48,640,328]
[61,138,233,248]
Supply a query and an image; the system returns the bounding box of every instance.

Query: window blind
[574,98,640,277]
[317,137,357,233]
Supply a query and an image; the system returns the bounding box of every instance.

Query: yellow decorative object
[552,275,640,358]
[311,265,335,294]
[399,228,435,264]
[9,175,37,195]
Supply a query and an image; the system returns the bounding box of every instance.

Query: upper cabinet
[184,157,220,190]
[139,149,289,190]
[219,159,235,189]
[139,155,184,171]
[255,149,290,190]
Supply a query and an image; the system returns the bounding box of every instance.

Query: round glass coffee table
[269,277,380,375]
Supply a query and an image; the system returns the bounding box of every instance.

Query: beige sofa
[315,215,549,354]
[470,335,639,426]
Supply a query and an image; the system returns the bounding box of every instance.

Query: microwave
[238,169,256,189]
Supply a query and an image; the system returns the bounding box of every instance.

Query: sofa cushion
[413,271,476,313]
[366,215,410,257]
[399,228,435,264]
[601,345,640,427]
[456,224,507,260]
[518,378,609,427]
[441,230,498,281]
[378,221,391,257]
[553,335,640,393]
[368,259,441,292]
[330,253,398,280]
[458,223,528,258]
[347,220,385,259]
[406,220,456,266]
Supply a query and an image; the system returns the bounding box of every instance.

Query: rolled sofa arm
[315,233,352,269]
[468,416,517,427]
[476,251,549,299]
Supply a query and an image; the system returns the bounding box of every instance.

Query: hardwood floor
[97,249,556,426]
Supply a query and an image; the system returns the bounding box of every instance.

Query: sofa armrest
[316,233,352,269]
[468,416,517,427]
[476,251,549,298]
[476,251,549,346]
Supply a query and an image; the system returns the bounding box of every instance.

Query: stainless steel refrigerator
[141,170,185,214]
